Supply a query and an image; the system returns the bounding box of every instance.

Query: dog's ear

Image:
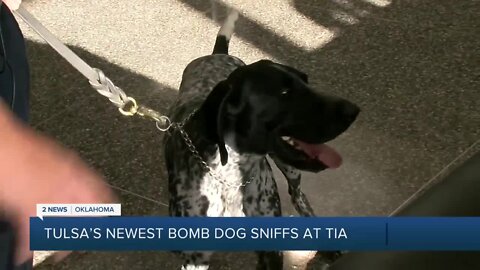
[216,85,230,166]
[202,80,231,165]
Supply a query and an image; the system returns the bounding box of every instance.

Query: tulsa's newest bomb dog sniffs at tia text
[42,226,347,241]
[163,9,359,270]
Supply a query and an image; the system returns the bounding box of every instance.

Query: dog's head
[201,60,360,172]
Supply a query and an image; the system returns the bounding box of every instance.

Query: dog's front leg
[269,155,315,217]
[167,170,216,270]
[269,156,343,269]
[256,251,283,270]
[180,251,213,270]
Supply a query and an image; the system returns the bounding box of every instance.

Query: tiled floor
[14,0,480,269]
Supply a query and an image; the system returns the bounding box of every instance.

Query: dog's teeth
[281,136,296,146]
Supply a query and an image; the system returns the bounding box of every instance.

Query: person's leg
[0,3,32,270]
[0,2,30,123]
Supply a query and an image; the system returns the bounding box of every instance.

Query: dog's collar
[168,110,253,190]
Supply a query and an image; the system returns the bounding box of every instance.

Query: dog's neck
[182,105,261,166]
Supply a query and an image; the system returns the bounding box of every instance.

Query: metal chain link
[170,112,253,190]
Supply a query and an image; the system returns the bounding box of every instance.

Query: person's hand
[0,102,116,265]
[2,0,21,10]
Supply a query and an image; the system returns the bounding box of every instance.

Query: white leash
[9,3,172,130]
[15,7,99,85]
[8,3,255,190]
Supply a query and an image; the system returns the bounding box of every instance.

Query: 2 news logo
[41,206,68,213]
[36,203,122,219]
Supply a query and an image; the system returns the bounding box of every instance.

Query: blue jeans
[0,3,32,270]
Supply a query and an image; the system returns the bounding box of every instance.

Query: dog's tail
[212,9,239,55]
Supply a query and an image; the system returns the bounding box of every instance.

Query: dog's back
[169,10,244,124]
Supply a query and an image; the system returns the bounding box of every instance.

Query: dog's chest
[195,148,266,217]
[167,134,268,217]
[211,151,265,216]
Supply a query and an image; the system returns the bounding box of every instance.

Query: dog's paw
[283,250,317,270]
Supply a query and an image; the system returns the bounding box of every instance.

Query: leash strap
[15,7,97,83]
[11,4,171,130]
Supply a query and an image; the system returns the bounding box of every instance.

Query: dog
[163,9,359,270]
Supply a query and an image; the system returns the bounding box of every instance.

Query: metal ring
[118,97,138,116]
[155,116,172,131]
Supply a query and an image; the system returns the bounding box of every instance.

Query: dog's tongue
[293,140,342,168]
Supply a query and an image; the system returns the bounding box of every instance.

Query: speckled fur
[164,54,283,269]
[271,155,315,217]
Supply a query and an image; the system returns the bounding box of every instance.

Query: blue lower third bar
[30,217,480,251]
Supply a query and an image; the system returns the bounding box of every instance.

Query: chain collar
[111,97,253,190]
[167,111,253,190]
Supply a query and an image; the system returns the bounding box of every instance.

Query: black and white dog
[163,10,359,270]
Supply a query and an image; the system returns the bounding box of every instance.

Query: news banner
[31,204,480,251]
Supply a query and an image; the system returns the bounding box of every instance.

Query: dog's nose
[338,100,360,123]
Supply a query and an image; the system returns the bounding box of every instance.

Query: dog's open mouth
[281,136,342,168]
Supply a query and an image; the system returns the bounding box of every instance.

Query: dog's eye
[280,89,290,95]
